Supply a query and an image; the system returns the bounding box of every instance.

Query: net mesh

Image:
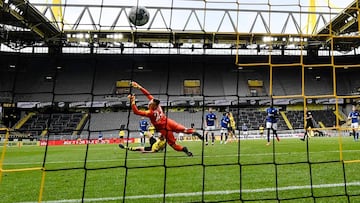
[1,1,360,203]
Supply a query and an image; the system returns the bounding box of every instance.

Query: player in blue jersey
[204,108,217,145]
[139,117,149,146]
[98,131,103,143]
[348,105,359,141]
[265,104,280,145]
[241,123,248,139]
[220,112,230,144]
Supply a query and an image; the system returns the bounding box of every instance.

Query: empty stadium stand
[272,68,302,96]
[311,110,337,127]
[4,55,360,103]
[0,54,356,139]
[233,109,338,131]
[235,107,287,131]
[18,113,88,137]
[86,111,129,132]
[285,111,305,129]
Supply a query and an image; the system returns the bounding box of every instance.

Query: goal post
[0,127,10,183]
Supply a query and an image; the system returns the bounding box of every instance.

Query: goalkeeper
[127,81,203,157]
[119,131,166,153]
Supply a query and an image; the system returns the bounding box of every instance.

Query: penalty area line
[17,181,360,203]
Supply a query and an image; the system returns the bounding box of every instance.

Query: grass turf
[1,136,360,203]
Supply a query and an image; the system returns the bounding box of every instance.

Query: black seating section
[285,111,304,129]
[19,109,340,137]
[235,108,287,131]
[311,110,336,127]
[19,113,85,136]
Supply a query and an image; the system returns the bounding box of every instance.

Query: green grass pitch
[1,136,360,203]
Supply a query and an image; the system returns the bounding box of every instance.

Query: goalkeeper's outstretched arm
[128,94,150,117]
[130,81,154,101]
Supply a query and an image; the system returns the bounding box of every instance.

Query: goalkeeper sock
[128,147,141,151]
[120,144,140,151]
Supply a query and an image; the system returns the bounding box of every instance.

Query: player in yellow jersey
[148,124,156,136]
[119,131,166,153]
[227,112,237,142]
[259,124,264,139]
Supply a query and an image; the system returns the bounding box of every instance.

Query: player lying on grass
[119,131,166,153]
[128,81,203,157]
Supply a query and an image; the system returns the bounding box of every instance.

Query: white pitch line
[3,149,360,166]
[17,181,360,203]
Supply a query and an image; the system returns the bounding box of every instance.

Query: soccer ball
[128,6,150,26]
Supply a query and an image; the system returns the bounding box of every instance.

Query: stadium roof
[0,0,358,54]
